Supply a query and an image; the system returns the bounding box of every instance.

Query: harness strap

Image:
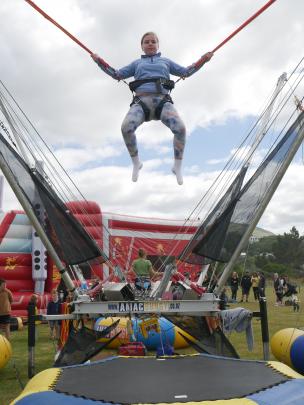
[130,94,173,122]
[154,94,173,120]
[129,78,175,93]
[130,96,151,121]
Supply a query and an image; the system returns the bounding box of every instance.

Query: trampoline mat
[55,355,289,403]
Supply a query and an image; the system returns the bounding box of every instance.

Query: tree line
[243,226,304,277]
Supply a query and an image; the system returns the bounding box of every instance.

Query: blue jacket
[47,300,60,315]
[97,52,197,94]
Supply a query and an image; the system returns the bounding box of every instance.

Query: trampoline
[12,354,304,404]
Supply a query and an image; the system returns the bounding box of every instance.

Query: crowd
[227,271,300,311]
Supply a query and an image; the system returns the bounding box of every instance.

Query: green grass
[1,286,303,405]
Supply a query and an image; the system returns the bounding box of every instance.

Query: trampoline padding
[249,379,304,405]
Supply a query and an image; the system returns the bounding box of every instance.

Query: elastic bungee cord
[24,0,278,85]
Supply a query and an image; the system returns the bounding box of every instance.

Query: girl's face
[141,34,159,56]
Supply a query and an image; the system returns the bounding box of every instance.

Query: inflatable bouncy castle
[0,176,201,316]
[0,201,105,317]
[0,209,52,317]
[0,205,201,316]
[99,211,200,281]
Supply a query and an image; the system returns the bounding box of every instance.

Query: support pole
[259,297,270,360]
[28,301,36,378]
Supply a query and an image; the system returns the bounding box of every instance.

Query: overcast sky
[1,0,304,234]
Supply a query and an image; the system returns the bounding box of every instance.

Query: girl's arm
[91,54,135,81]
[91,53,120,80]
[169,52,213,78]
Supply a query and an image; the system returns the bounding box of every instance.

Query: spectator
[292,293,300,312]
[284,283,300,312]
[240,271,252,302]
[131,248,159,291]
[229,272,239,302]
[0,279,13,340]
[273,273,284,306]
[47,289,61,339]
[258,272,266,298]
[251,272,260,301]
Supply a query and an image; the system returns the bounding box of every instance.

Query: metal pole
[151,264,175,299]
[28,301,36,378]
[259,297,270,360]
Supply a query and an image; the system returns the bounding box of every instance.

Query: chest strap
[130,94,173,121]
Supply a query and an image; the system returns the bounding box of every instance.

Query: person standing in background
[229,272,239,302]
[240,271,252,302]
[258,272,266,298]
[0,279,13,340]
[251,272,260,301]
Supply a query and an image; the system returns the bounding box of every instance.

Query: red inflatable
[0,201,201,317]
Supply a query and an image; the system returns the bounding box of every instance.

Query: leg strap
[130,96,150,121]
[130,94,174,122]
[155,94,174,120]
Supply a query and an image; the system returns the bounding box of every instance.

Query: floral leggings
[121,95,186,159]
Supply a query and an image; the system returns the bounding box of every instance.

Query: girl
[92,32,213,185]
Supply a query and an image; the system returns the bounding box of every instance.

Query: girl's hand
[201,51,214,63]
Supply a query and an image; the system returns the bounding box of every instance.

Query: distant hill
[250,227,275,243]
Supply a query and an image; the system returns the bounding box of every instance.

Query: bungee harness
[128,78,175,121]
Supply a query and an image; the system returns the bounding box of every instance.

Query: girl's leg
[160,103,186,185]
[121,104,145,181]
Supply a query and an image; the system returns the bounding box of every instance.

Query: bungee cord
[24,0,278,86]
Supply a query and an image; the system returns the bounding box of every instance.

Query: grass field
[0,285,303,405]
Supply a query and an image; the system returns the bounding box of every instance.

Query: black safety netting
[178,166,247,265]
[165,315,239,358]
[180,111,304,264]
[54,320,121,367]
[0,132,108,266]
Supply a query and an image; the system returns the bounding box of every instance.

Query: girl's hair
[141,32,159,45]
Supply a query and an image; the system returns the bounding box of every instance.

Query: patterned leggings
[121,95,186,159]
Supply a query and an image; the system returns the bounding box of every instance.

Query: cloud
[54,144,122,171]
